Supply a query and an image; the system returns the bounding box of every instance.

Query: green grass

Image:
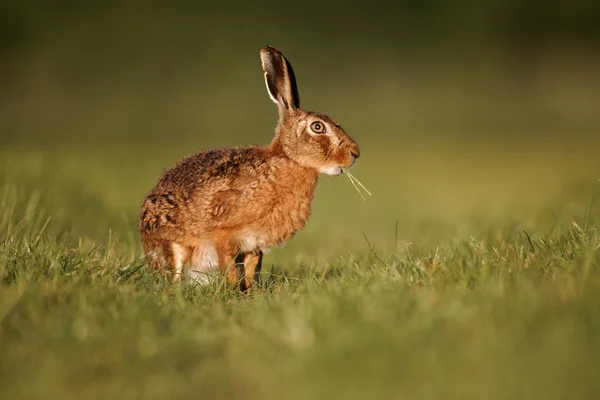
[1,142,599,399]
[3,5,600,397]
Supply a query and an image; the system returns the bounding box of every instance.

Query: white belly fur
[237,231,270,253]
[187,242,219,285]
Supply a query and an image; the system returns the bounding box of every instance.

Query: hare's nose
[350,144,360,159]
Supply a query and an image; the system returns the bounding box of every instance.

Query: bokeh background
[2,3,600,399]
[1,0,599,262]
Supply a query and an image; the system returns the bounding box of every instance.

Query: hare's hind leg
[144,240,188,282]
[241,251,263,293]
[170,243,189,282]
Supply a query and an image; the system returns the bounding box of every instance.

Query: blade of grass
[342,168,372,201]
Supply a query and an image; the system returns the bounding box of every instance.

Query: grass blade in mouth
[342,168,372,201]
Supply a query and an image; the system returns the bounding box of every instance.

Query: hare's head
[260,46,360,176]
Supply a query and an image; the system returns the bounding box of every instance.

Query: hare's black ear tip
[262,45,282,55]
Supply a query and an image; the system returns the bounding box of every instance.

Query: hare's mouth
[320,166,343,176]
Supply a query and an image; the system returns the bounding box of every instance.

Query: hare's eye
[310,121,325,134]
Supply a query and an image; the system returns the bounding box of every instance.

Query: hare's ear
[260,46,300,112]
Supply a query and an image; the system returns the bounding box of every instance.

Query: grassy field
[2,10,600,395]
[1,137,599,399]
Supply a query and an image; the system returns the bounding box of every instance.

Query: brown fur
[139,46,360,291]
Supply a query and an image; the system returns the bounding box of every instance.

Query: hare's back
[140,146,267,237]
[154,146,266,194]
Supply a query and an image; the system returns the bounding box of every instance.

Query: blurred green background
[1,0,599,259]
[2,2,600,399]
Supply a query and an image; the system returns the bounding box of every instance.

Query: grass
[1,141,599,399]
[342,167,372,201]
[2,34,600,397]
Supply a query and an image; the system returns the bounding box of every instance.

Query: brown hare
[139,46,360,291]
